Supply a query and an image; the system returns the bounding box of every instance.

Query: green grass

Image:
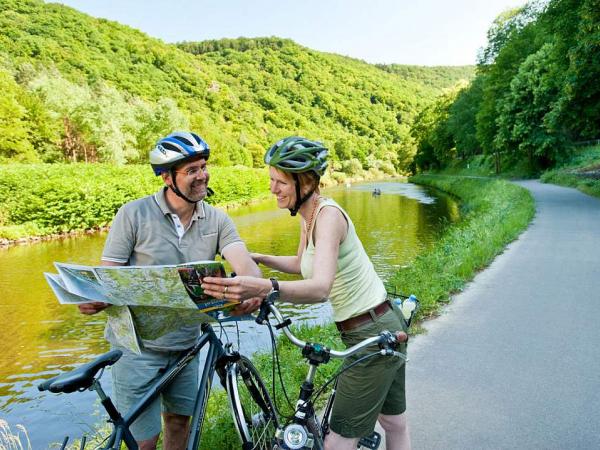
[439,154,536,179]
[541,145,600,199]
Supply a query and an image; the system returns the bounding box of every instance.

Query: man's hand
[78,302,109,315]
[229,297,262,316]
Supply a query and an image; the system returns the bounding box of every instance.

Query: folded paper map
[44,261,246,353]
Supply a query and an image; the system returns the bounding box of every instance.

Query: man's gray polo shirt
[102,187,243,351]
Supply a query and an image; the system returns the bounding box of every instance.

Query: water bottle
[395,294,419,326]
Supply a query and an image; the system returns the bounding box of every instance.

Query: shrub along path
[406,180,600,449]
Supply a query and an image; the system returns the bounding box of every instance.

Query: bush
[0,163,270,240]
[340,158,362,176]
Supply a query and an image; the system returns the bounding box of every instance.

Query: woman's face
[269,167,296,210]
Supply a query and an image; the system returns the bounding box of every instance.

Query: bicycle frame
[98,322,228,450]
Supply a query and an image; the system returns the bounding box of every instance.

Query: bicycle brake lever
[255,299,271,325]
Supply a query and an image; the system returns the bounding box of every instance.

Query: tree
[476,4,544,171]
[410,91,457,171]
[545,0,600,141]
[495,43,565,170]
[0,70,37,161]
[447,78,484,158]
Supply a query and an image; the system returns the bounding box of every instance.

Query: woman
[202,136,411,450]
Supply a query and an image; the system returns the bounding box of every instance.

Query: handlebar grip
[394,331,408,344]
[38,376,59,392]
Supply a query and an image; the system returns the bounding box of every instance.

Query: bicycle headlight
[283,423,309,449]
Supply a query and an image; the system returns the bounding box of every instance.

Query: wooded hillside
[0,0,473,174]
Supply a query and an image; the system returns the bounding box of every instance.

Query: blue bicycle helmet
[150,131,210,176]
[150,131,212,203]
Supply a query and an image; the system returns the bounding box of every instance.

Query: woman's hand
[249,252,263,264]
[201,275,271,302]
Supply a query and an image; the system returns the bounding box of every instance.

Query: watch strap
[269,277,280,292]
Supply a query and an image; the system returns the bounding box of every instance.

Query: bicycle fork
[274,364,324,450]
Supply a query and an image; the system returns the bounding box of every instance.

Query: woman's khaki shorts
[329,303,408,438]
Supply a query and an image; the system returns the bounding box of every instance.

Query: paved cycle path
[405,180,600,449]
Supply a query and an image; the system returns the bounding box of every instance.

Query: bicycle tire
[226,355,279,449]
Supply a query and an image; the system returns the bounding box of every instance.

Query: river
[0,180,459,448]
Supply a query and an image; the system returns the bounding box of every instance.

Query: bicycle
[251,292,410,450]
[38,320,279,450]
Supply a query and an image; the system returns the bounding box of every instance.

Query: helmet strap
[168,170,198,204]
[289,173,314,216]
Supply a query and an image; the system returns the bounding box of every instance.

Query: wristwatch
[268,277,280,300]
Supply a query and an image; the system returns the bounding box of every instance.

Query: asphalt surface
[404,180,600,450]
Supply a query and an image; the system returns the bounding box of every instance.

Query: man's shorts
[329,302,408,438]
[111,345,199,441]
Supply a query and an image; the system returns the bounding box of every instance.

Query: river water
[0,180,458,448]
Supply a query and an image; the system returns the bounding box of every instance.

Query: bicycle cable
[217,320,227,342]
[91,432,111,450]
[307,351,385,410]
[235,321,241,351]
[266,320,296,420]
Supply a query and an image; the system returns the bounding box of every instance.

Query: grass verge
[540,145,600,199]
[386,175,535,317]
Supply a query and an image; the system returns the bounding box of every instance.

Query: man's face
[165,157,210,202]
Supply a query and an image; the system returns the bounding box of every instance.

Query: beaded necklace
[305,194,321,241]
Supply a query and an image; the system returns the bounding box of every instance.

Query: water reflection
[0,180,458,447]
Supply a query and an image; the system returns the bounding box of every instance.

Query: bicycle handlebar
[256,293,407,360]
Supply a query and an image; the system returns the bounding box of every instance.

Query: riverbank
[0,163,398,247]
[0,163,271,245]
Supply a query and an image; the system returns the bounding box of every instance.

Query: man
[79,131,261,450]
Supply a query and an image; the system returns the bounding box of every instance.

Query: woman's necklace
[305,195,321,237]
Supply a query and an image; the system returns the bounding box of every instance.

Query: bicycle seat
[38,349,123,394]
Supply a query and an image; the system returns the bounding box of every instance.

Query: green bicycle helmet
[264,136,328,177]
[264,136,328,216]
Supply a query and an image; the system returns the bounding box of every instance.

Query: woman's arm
[201,207,347,304]
[252,254,301,274]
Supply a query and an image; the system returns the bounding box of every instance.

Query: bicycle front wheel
[226,355,279,449]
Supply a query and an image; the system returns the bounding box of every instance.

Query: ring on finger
[224,286,229,295]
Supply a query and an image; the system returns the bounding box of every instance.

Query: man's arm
[222,242,262,278]
[77,260,124,315]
